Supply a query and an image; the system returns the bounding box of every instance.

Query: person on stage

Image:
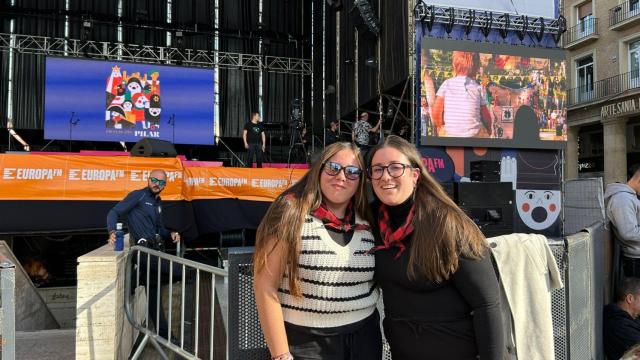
[325,120,341,146]
[243,112,266,168]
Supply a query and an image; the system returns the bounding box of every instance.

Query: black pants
[137,253,183,338]
[247,143,263,168]
[285,311,382,360]
[623,256,640,277]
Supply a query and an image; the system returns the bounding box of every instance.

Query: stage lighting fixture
[552,15,567,44]
[529,17,546,42]
[444,7,455,35]
[515,15,528,42]
[465,9,476,36]
[413,0,426,20]
[365,57,377,68]
[425,5,436,32]
[479,11,493,38]
[498,14,509,39]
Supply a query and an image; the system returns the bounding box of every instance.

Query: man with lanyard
[106,169,180,338]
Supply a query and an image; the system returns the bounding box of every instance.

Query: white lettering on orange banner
[2,168,63,180]
[251,179,289,188]
[208,177,248,187]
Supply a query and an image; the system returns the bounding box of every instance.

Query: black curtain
[339,5,356,118]
[172,0,214,50]
[380,0,408,92]
[219,0,259,137]
[69,0,118,42]
[325,8,337,126]
[262,0,305,126]
[356,0,378,106]
[311,0,323,138]
[122,0,167,46]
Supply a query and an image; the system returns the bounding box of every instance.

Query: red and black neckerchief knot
[371,203,416,259]
[311,202,370,233]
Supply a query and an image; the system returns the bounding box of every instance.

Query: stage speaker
[456,182,514,237]
[349,0,380,38]
[326,0,343,11]
[131,138,177,157]
[470,160,500,182]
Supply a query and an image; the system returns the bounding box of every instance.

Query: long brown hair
[368,135,486,282]
[254,142,368,297]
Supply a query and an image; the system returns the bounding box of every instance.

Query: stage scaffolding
[0,33,312,75]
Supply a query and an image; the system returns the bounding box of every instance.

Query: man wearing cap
[352,112,381,149]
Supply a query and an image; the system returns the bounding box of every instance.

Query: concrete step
[15,329,75,360]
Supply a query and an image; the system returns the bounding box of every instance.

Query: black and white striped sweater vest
[278,214,379,328]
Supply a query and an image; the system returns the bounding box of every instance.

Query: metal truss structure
[413,2,567,43]
[0,33,312,75]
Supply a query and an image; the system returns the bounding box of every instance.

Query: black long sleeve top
[106,188,171,242]
[373,199,504,360]
[603,303,640,360]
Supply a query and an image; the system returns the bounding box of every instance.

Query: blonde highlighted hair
[253,142,369,297]
[452,51,480,78]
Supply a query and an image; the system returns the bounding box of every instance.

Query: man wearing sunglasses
[106,169,181,338]
[106,169,180,247]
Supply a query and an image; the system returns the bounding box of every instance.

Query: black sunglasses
[150,177,167,186]
[323,161,362,180]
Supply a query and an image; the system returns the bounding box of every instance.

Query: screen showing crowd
[419,38,567,150]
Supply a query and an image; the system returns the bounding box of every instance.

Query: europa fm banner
[0,154,305,201]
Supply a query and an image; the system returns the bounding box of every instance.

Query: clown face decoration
[515,189,561,230]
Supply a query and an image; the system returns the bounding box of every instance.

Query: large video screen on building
[44,57,215,145]
[419,38,566,150]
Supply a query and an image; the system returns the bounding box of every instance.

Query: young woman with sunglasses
[254,142,381,360]
[367,135,504,360]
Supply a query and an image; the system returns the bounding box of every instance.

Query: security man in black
[106,169,180,338]
[243,112,266,168]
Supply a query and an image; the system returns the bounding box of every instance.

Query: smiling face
[370,146,419,206]
[319,149,361,214]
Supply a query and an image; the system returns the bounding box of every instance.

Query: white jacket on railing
[488,233,564,360]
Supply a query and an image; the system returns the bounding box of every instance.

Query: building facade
[564,0,640,184]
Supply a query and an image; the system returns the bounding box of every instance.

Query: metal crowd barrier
[124,245,228,360]
[0,260,15,360]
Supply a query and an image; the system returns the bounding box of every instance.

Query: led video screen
[419,38,566,150]
[44,57,215,145]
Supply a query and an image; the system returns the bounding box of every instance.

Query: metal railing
[610,0,640,27]
[568,69,640,106]
[0,261,15,360]
[124,246,228,360]
[563,18,598,46]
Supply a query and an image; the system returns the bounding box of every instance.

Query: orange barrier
[0,154,306,201]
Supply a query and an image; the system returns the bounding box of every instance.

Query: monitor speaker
[131,138,177,157]
[470,160,500,182]
[349,0,380,38]
[456,182,514,237]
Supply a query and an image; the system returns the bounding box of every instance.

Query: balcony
[568,70,640,107]
[564,18,599,49]
[610,0,640,29]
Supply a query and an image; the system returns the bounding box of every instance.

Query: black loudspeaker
[349,0,380,38]
[456,182,514,237]
[131,138,177,157]
[470,160,501,182]
[326,0,343,11]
